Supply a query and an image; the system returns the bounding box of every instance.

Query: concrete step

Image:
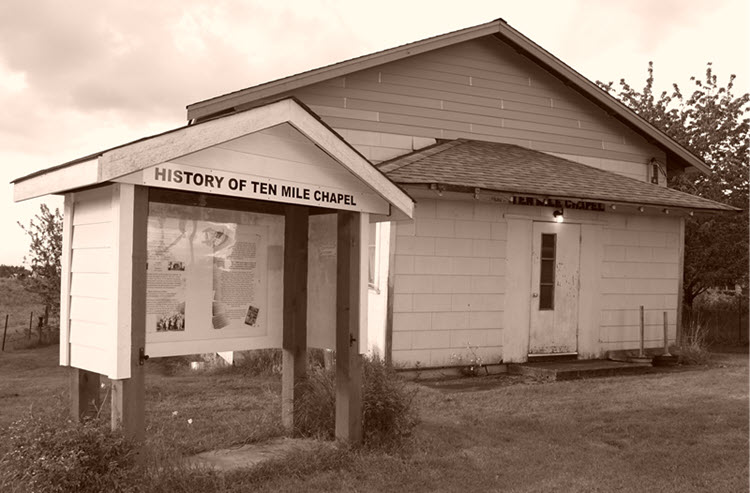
[508,359,652,382]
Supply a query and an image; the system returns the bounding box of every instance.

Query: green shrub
[0,415,142,493]
[678,318,711,366]
[361,356,419,447]
[293,355,418,447]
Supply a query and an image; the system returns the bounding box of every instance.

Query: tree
[18,204,63,325]
[600,63,749,308]
[0,265,30,279]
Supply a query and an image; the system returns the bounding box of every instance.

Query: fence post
[28,311,33,340]
[739,295,743,344]
[639,306,645,358]
[2,314,8,351]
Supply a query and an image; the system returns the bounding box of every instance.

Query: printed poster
[146,203,269,347]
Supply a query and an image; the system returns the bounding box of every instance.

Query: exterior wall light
[553,209,564,223]
[638,206,645,213]
[663,208,670,214]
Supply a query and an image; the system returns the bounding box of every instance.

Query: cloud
[0,0,369,155]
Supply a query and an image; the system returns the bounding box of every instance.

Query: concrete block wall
[391,198,506,367]
[600,214,681,351]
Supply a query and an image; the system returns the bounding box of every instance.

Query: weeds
[293,356,418,447]
[678,318,711,365]
[0,414,141,493]
[450,345,487,377]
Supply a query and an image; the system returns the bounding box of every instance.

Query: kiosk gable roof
[379,139,736,212]
[186,18,710,175]
[13,98,414,218]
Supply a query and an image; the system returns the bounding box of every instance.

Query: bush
[677,318,711,366]
[361,356,419,447]
[0,415,142,493]
[293,355,418,447]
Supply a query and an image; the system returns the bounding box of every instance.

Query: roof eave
[13,98,415,217]
[398,182,738,213]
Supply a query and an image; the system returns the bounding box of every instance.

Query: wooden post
[111,185,148,441]
[28,311,33,340]
[70,368,101,420]
[335,211,363,444]
[738,293,743,344]
[639,306,645,358]
[281,205,309,431]
[2,314,8,351]
[663,311,671,356]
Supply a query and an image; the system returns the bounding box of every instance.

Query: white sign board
[134,162,389,214]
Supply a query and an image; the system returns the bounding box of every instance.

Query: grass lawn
[0,345,747,492]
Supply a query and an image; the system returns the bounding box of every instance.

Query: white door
[528,222,581,355]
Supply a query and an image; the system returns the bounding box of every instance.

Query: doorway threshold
[527,352,578,363]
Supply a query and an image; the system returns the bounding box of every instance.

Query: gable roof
[13,98,414,218]
[186,19,710,175]
[378,139,736,213]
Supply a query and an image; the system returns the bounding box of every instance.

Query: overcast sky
[1,0,748,265]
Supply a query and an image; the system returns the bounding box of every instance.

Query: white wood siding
[280,37,665,172]
[390,200,681,366]
[599,214,680,351]
[67,186,116,375]
[390,198,506,367]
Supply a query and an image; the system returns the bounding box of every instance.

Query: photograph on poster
[145,202,273,352]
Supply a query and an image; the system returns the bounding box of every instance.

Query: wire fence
[1,312,59,352]
[683,307,749,345]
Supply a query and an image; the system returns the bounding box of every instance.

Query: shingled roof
[378,139,736,212]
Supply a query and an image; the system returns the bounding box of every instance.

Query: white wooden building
[13,17,736,409]
[183,19,735,367]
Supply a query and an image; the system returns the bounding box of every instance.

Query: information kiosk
[13,98,414,443]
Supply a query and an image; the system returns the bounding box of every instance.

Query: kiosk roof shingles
[379,139,737,212]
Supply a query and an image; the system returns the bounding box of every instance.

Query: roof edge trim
[186,20,503,121]
[491,24,710,175]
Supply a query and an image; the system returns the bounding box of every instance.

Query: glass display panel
[146,202,276,345]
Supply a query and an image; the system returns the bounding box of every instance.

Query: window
[651,162,660,184]
[368,222,379,289]
[539,233,556,310]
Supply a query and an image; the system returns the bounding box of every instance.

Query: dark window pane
[539,233,556,310]
[541,234,556,259]
[540,284,554,310]
[541,259,554,284]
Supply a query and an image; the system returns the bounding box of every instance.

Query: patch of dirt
[416,373,538,393]
[186,437,335,471]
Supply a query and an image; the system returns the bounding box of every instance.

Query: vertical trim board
[59,194,75,366]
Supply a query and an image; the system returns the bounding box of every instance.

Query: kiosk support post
[335,211,363,444]
[111,185,148,441]
[281,205,309,430]
[70,368,101,420]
